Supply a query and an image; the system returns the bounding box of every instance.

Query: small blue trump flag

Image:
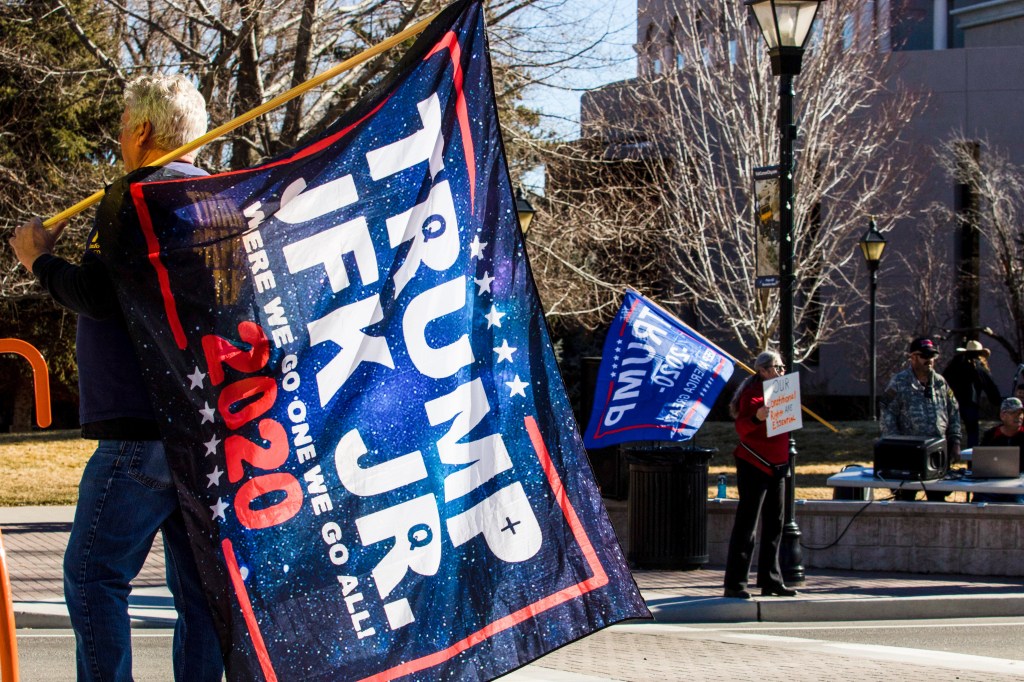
[96,1,649,680]
[584,290,735,448]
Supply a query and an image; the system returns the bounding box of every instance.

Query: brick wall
[704,499,1024,576]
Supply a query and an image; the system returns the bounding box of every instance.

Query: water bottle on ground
[717,474,727,499]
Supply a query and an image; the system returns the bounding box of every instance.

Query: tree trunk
[11,372,34,432]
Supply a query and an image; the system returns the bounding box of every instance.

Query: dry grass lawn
[0,419,894,506]
[697,419,880,500]
[0,430,92,506]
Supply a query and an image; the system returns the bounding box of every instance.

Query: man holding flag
[11,2,649,679]
[9,75,223,681]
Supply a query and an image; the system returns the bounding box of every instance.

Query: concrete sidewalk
[3,505,1023,629]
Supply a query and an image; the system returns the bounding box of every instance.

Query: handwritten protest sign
[763,372,802,438]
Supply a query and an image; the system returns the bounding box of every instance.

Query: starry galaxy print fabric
[105,1,650,679]
[584,290,736,448]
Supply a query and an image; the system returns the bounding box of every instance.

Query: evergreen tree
[0,0,122,430]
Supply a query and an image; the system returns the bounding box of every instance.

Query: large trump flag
[97,0,648,679]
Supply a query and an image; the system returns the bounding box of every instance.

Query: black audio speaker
[873,436,947,480]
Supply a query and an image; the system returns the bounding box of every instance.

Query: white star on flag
[199,402,216,424]
[207,465,224,488]
[187,367,206,390]
[506,375,529,397]
[204,435,221,457]
[469,235,488,259]
[493,339,516,363]
[474,271,495,294]
[210,497,229,520]
[485,305,505,328]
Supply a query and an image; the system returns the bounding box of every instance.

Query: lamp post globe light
[515,187,536,234]
[745,0,825,585]
[859,218,887,420]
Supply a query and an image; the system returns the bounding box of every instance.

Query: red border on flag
[219,415,611,681]
[132,27,477,352]
[360,415,610,681]
[222,537,279,682]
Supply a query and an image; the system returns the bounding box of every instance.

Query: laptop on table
[969,446,1021,478]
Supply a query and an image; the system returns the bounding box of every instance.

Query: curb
[14,605,177,630]
[758,593,1024,622]
[13,586,178,630]
[645,594,1024,623]
[17,593,1024,630]
[646,596,759,623]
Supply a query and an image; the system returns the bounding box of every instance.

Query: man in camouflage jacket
[880,337,962,500]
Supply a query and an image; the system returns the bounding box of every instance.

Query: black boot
[760,584,798,597]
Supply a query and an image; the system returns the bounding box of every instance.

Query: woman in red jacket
[723,350,798,599]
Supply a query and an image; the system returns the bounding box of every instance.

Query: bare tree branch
[55,0,126,83]
[527,0,922,362]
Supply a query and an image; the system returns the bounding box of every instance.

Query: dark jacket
[942,355,1000,416]
[32,161,207,439]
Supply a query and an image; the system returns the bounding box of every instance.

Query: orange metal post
[0,529,18,682]
[0,339,51,429]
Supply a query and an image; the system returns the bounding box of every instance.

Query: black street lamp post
[859,218,887,420]
[746,0,824,585]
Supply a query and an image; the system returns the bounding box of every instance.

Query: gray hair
[123,74,207,153]
[752,350,782,372]
[729,349,782,418]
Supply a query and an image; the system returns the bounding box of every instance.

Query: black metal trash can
[625,443,716,570]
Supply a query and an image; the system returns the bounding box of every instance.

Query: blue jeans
[63,440,223,681]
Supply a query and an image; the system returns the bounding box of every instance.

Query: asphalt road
[704,618,1024,662]
[15,630,174,681]
[13,618,1024,681]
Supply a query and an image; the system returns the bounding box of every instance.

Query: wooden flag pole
[43,9,441,228]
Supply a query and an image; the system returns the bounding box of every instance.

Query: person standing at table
[880,337,962,501]
[722,350,798,600]
[975,397,1024,504]
[942,340,1000,447]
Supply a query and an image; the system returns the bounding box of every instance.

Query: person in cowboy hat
[943,339,1000,447]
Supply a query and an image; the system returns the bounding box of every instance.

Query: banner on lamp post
[754,165,780,289]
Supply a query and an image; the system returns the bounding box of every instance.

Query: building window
[842,13,855,50]
[653,58,662,74]
[889,1,933,51]
[809,17,823,49]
